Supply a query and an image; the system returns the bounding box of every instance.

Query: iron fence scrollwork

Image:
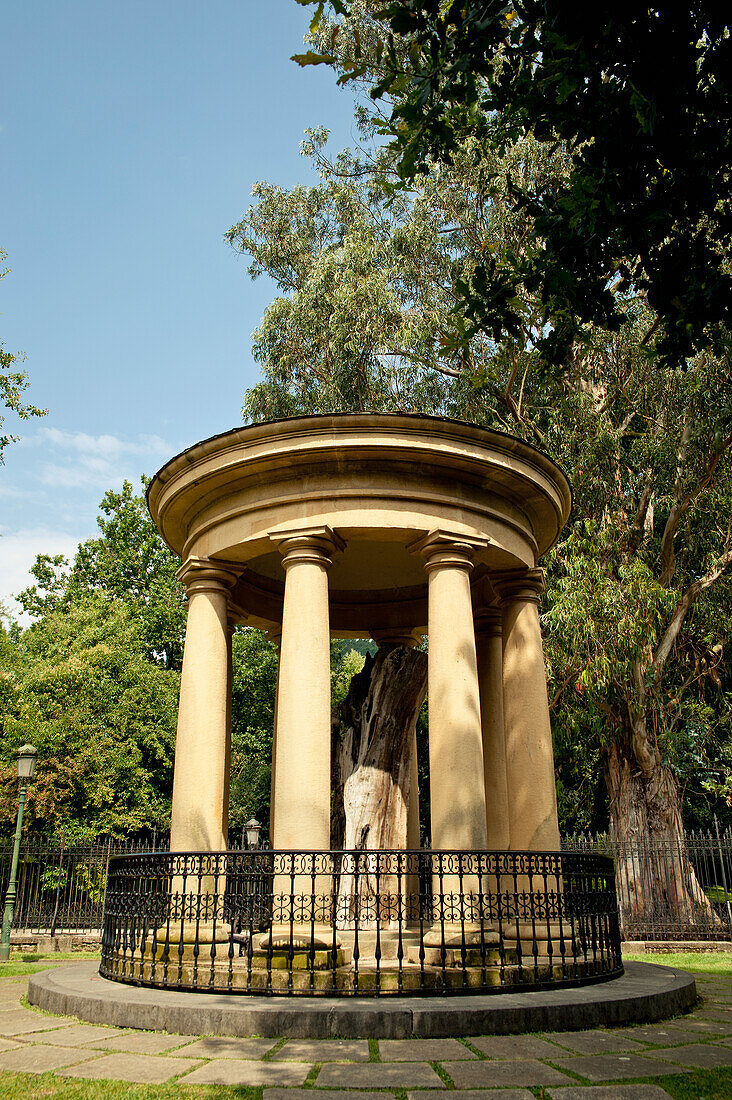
[99,848,622,997]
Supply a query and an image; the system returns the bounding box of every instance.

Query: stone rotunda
[147,412,571,862]
[98,413,622,997]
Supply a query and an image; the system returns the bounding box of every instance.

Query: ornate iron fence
[563,825,732,940]
[3,826,730,941]
[0,836,162,934]
[99,849,622,996]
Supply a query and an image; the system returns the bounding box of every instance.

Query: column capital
[176,557,240,596]
[473,606,503,637]
[270,525,345,571]
[492,567,545,604]
[409,529,489,575]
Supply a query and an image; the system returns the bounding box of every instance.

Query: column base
[255,924,341,953]
[156,921,232,946]
[424,924,500,949]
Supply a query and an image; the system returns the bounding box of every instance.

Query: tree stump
[331,644,427,927]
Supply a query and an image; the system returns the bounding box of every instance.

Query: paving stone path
[0,967,731,1095]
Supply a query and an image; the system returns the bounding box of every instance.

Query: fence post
[714,815,732,933]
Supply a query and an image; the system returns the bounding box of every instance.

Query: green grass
[0,953,101,979]
[2,1069,732,1100]
[644,1066,732,1099]
[0,1074,261,1098]
[623,949,732,977]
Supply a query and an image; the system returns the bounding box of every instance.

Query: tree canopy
[296,2,732,369]
[229,26,732,840]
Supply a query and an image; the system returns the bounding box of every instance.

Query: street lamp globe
[244,818,261,850]
[16,744,38,780]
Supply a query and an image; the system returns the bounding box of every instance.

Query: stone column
[494,569,562,951]
[413,532,489,944]
[270,527,344,852]
[474,607,510,852]
[493,569,560,853]
[265,628,282,845]
[222,611,236,847]
[170,559,238,853]
[415,535,488,854]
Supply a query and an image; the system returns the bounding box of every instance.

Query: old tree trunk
[605,701,719,937]
[331,644,427,925]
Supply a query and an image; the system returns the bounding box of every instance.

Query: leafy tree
[18,480,186,670]
[5,481,186,837]
[1,250,45,460]
[228,63,732,895]
[0,596,178,837]
[296,2,732,369]
[229,628,279,833]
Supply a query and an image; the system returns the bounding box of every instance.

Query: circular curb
[28,961,696,1039]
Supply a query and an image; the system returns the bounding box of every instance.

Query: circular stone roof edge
[147,412,573,550]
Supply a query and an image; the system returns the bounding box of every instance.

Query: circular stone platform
[29,961,696,1039]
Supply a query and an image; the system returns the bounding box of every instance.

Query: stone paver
[266,1092,386,1100]
[86,1030,199,1053]
[380,1037,475,1060]
[317,1062,444,1089]
[470,1034,569,1060]
[0,966,730,1090]
[179,1036,279,1059]
[0,1012,76,1036]
[443,1059,575,1088]
[542,1029,649,1054]
[645,1042,732,1069]
[552,1053,690,1081]
[58,1051,202,1083]
[667,1017,732,1034]
[690,1006,732,1019]
[408,1093,534,1100]
[0,1044,100,1074]
[547,1088,674,1099]
[181,1060,313,1086]
[607,1023,706,1045]
[273,1038,369,1061]
[27,1023,128,1046]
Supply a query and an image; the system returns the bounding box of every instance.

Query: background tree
[0,596,178,837]
[296,1,732,368]
[227,15,732,923]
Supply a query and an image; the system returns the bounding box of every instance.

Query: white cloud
[27,428,172,491]
[0,527,88,623]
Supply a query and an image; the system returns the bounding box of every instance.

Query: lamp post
[244,818,261,851]
[0,745,38,963]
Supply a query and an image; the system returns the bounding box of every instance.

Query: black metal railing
[99,849,622,996]
[564,825,732,941]
[4,827,731,941]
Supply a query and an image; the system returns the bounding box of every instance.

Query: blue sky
[0,0,356,616]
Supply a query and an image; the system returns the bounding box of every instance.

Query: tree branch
[652,545,732,682]
[659,425,730,586]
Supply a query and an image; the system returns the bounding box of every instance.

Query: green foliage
[229,628,279,833]
[0,596,178,836]
[230,63,732,831]
[18,481,186,670]
[297,2,732,369]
